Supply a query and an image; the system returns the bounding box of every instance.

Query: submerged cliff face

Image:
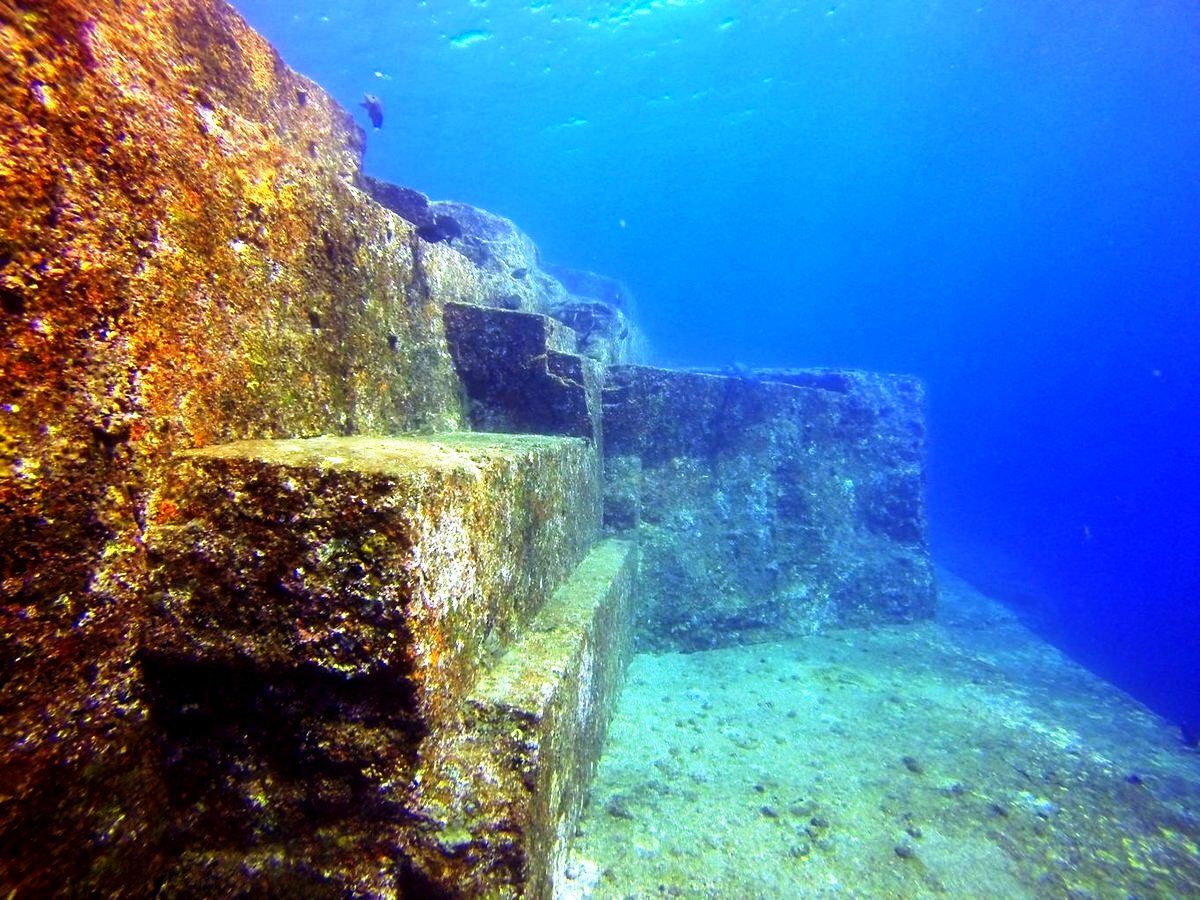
[1,0,479,892]
[0,0,936,896]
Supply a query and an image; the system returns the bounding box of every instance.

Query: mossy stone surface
[0,2,481,891]
[147,433,600,720]
[144,433,605,896]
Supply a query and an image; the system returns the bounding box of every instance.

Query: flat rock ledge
[410,539,637,898]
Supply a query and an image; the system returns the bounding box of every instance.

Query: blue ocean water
[232,1,1200,727]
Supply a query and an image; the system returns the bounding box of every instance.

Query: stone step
[142,432,604,896]
[149,536,636,899]
[443,302,604,442]
[408,538,637,898]
[146,432,600,729]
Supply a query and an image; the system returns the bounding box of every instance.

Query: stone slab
[410,538,637,898]
[143,433,605,896]
[151,538,635,899]
[146,433,600,721]
[603,365,936,650]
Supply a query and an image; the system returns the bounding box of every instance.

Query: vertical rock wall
[603,366,938,650]
[0,1,480,892]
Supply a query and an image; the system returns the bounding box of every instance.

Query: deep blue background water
[232,1,1200,727]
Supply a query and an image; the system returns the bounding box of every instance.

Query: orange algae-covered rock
[0,0,479,893]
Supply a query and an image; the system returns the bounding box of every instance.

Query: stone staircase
[143,432,631,898]
[140,303,935,898]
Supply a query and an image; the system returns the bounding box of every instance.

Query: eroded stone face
[444,302,604,441]
[0,2,477,890]
[146,434,600,725]
[410,539,637,899]
[603,365,937,650]
[367,179,650,366]
[143,434,604,896]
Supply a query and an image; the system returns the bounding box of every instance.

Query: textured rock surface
[0,1,481,892]
[366,178,569,316]
[143,434,603,896]
[548,297,645,366]
[410,539,636,898]
[368,179,649,365]
[444,302,604,441]
[542,263,649,364]
[603,366,937,650]
[0,0,942,893]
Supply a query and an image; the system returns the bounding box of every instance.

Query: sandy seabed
[565,572,1200,898]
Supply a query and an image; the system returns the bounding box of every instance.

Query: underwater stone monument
[0,0,935,896]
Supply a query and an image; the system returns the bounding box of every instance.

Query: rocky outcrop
[366,179,648,366]
[0,0,937,894]
[365,177,569,317]
[0,1,471,892]
[602,366,937,650]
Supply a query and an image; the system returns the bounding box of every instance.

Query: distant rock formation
[365,177,649,365]
[603,366,937,650]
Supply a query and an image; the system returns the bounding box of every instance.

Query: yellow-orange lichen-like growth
[1,0,468,893]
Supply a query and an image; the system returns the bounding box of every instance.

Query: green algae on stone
[146,433,600,710]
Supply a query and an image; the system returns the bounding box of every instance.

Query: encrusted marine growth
[0,0,477,892]
[444,302,604,441]
[603,365,937,650]
[0,0,939,895]
[143,434,622,897]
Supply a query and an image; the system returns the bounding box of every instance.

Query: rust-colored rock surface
[0,1,482,892]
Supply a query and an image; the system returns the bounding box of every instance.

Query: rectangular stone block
[603,365,936,650]
[444,302,604,442]
[142,433,605,896]
[409,539,637,898]
[145,433,600,731]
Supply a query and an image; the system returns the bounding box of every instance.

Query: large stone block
[0,2,482,889]
[603,365,936,650]
[143,433,604,896]
[410,539,637,898]
[445,302,604,442]
[146,433,600,720]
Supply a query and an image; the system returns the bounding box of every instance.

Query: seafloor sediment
[566,571,1200,898]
